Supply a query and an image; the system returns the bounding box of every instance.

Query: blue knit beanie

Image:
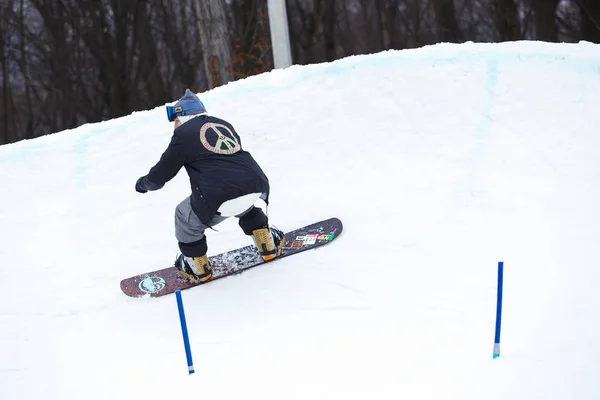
[174,89,207,115]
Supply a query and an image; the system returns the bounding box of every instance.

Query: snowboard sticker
[120,217,342,298]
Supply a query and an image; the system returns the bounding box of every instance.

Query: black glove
[135,176,148,193]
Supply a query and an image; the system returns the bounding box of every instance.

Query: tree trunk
[531,0,559,42]
[432,0,463,43]
[132,2,169,108]
[0,2,12,144]
[322,0,336,61]
[194,0,233,89]
[371,0,386,51]
[18,0,35,139]
[384,0,401,50]
[159,0,201,92]
[1,33,10,144]
[337,0,354,55]
[493,0,520,41]
[580,0,600,43]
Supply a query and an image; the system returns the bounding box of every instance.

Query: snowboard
[120,217,343,298]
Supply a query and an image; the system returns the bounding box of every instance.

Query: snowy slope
[1,41,600,400]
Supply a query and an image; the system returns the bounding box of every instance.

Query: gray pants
[175,195,269,257]
[174,196,227,244]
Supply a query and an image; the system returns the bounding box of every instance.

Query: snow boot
[252,226,285,261]
[175,254,212,283]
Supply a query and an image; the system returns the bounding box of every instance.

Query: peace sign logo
[199,122,241,155]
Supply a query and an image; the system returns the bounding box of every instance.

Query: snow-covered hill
[1,41,600,400]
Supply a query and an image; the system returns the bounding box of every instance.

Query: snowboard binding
[252,226,285,261]
[175,254,212,283]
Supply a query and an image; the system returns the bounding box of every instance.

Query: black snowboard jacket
[140,115,270,223]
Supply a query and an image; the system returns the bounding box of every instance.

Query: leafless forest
[1,0,598,144]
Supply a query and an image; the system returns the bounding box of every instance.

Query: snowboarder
[135,89,284,283]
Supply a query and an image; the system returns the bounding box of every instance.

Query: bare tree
[286,0,322,64]
[531,0,560,41]
[194,0,233,89]
[155,0,205,94]
[0,1,13,144]
[14,0,37,139]
[2,0,597,145]
[381,0,403,50]
[229,0,273,77]
[365,0,404,51]
[396,0,434,48]
[579,0,600,43]
[433,0,464,42]
[492,0,521,41]
[0,1,30,143]
[30,0,81,133]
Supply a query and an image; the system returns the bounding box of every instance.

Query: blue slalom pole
[493,261,504,359]
[175,290,195,374]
